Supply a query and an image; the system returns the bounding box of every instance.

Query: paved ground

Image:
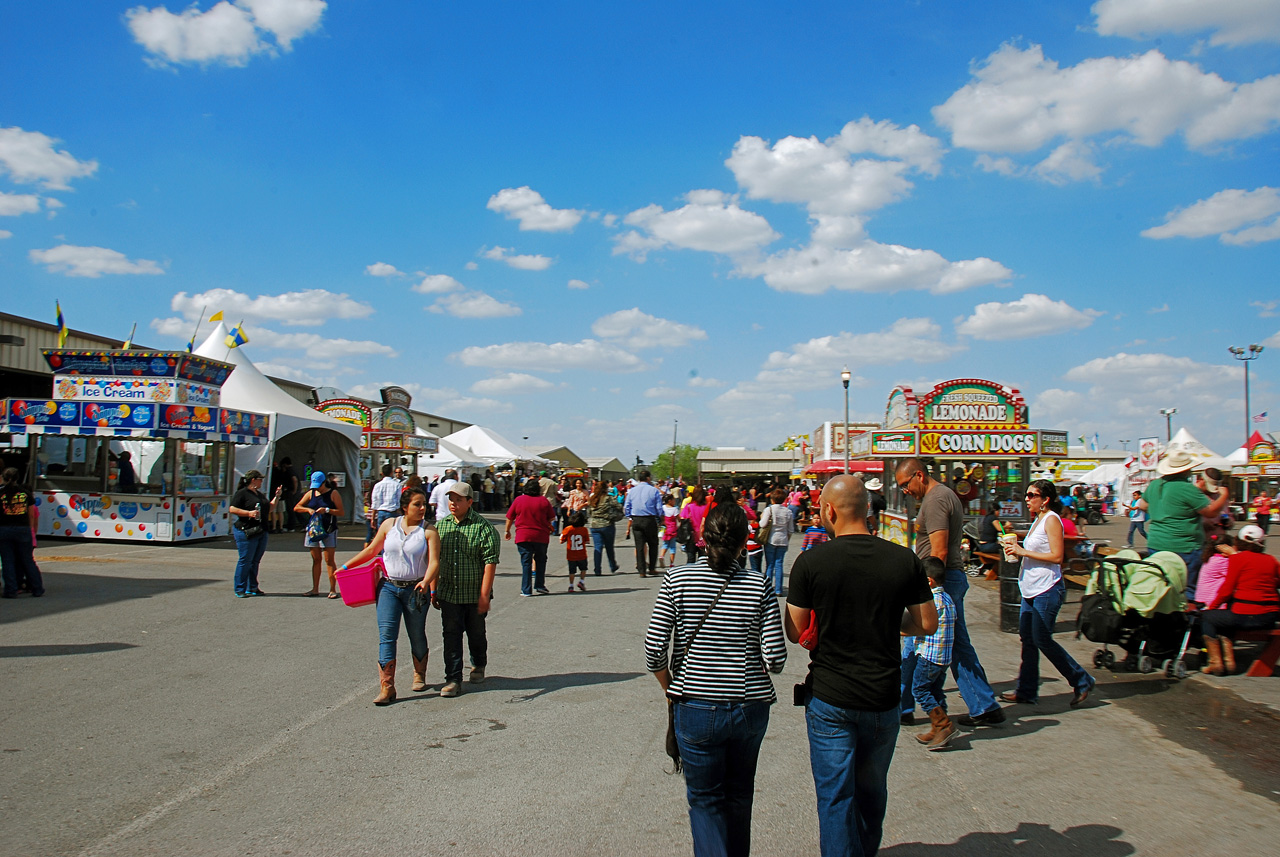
[2,515,1278,857]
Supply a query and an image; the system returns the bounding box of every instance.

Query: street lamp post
[671,419,678,483]
[1118,439,1131,452]
[1159,408,1177,443]
[1229,344,1265,444]
[841,366,851,474]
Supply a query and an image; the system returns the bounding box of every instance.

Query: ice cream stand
[847,379,1070,548]
[2,349,270,542]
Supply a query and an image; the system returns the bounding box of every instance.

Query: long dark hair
[399,486,428,514]
[1028,479,1062,514]
[703,502,748,574]
[588,480,609,507]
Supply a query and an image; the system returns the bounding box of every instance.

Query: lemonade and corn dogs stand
[1,349,269,542]
[847,378,1069,548]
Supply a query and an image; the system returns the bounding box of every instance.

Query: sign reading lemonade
[918,379,1026,427]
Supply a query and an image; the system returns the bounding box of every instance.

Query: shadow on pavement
[884,823,1134,856]
[0,572,217,625]
[0,642,139,657]
[480,670,647,702]
[953,717,1061,746]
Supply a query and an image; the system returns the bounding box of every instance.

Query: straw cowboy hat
[1156,450,1196,476]
[864,477,883,491]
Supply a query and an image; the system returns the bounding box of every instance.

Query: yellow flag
[209,311,224,322]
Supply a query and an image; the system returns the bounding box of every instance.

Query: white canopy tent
[1163,427,1235,472]
[194,324,362,519]
[444,424,554,466]
[414,429,488,478]
[1077,463,1128,485]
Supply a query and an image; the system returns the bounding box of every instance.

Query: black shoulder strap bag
[665,567,735,774]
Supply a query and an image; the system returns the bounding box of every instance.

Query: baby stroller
[1077,550,1193,679]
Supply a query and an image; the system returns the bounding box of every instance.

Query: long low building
[696,449,797,483]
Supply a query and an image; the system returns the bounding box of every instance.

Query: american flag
[1256,412,1269,423]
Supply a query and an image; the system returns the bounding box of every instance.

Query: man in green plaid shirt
[429,482,500,697]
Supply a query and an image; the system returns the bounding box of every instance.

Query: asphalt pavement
[2,514,1278,857]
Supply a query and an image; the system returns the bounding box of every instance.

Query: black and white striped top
[644,558,787,703]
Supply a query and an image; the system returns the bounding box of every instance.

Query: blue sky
[3,1,1279,460]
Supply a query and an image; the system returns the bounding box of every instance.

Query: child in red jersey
[560,510,589,592]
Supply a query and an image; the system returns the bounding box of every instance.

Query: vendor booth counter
[2,349,269,543]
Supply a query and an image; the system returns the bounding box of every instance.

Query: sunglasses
[1025,492,1042,498]
[896,471,920,491]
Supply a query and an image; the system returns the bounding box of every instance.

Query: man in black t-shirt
[786,475,935,857]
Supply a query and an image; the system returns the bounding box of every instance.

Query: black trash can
[999,558,1021,633]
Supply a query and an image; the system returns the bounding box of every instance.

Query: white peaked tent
[1163,427,1235,472]
[195,324,363,519]
[444,424,554,466]
[414,428,487,477]
[1077,463,1128,485]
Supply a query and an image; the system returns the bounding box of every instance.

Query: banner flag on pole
[209,311,223,322]
[1255,412,1269,423]
[225,321,248,349]
[55,301,68,347]
[122,322,137,350]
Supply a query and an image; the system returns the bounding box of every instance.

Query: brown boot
[1220,637,1237,674]
[374,660,396,705]
[411,655,429,692]
[914,715,936,745]
[924,707,955,751]
[1201,637,1225,675]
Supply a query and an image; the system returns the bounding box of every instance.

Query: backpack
[1076,592,1123,643]
[676,515,694,546]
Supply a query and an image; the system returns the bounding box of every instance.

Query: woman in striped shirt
[645,502,787,857]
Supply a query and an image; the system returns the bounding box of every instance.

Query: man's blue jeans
[439,600,487,684]
[805,696,899,857]
[902,569,997,717]
[375,580,428,666]
[763,544,788,593]
[1126,519,1146,545]
[1016,581,1091,701]
[0,525,42,596]
[231,528,267,595]
[517,541,548,594]
[674,699,770,857]
[589,525,619,575]
[1178,549,1204,602]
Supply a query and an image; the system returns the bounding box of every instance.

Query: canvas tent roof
[535,445,589,470]
[414,428,488,473]
[444,424,553,465]
[1076,463,1128,485]
[1163,427,1235,471]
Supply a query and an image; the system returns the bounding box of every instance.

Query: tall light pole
[1118,439,1131,452]
[841,366,851,474]
[1159,408,1177,443]
[671,419,678,483]
[1229,344,1264,444]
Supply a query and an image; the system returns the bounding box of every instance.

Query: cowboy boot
[1220,637,1237,674]
[915,712,936,745]
[374,660,397,705]
[925,707,955,752]
[412,655,429,692]
[1201,637,1224,675]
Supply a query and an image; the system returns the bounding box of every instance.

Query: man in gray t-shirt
[895,458,1003,727]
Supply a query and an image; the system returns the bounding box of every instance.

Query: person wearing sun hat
[864,476,886,533]
[1200,524,1280,675]
[1139,449,1230,599]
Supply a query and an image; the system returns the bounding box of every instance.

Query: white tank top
[1019,511,1062,598]
[384,518,430,581]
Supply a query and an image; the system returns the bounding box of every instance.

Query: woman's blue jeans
[231,528,267,595]
[517,540,548,594]
[763,544,788,593]
[589,525,618,575]
[1016,581,1091,700]
[375,580,428,666]
[674,699,770,857]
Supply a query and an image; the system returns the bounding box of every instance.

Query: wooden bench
[974,551,1002,581]
[1238,628,1280,677]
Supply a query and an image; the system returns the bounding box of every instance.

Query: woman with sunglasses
[1002,479,1096,707]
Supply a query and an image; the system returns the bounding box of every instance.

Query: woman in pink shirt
[678,486,709,564]
[505,479,556,596]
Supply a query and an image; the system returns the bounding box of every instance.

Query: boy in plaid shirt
[902,557,956,751]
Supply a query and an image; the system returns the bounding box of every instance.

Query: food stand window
[3,349,269,543]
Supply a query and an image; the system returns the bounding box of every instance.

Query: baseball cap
[447,482,474,499]
[310,471,327,489]
[1238,524,1266,545]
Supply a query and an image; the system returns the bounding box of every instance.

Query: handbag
[757,505,775,544]
[665,570,735,774]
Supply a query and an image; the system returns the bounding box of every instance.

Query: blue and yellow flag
[225,322,249,349]
[122,322,137,350]
[56,300,68,347]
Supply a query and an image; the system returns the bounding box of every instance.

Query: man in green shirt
[431,482,500,697]
[1140,450,1228,600]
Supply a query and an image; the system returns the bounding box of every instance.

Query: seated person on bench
[1201,525,1280,676]
[977,506,1002,555]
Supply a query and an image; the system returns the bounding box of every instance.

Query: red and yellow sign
[920,430,1039,457]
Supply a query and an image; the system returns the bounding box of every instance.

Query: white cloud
[126,0,326,67]
[1031,141,1103,185]
[956,294,1104,340]
[1266,330,1280,348]
[602,213,618,228]
[1093,0,1280,47]
[413,273,464,294]
[149,317,189,336]
[486,186,583,232]
[688,376,725,388]
[365,261,403,277]
[0,127,98,190]
[428,291,523,319]
[591,308,708,350]
[1148,303,1171,313]
[470,373,556,394]
[567,278,590,290]
[438,396,513,414]
[726,117,944,217]
[0,230,11,240]
[0,192,41,216]
[29,244,164,277]
[933,43,1280,166]
[456,339,646,372]
[614,189,779,260]
[1142,186,1280,244]
[258,330,397,359]
[1251,300,1279,317]
[482,245,553,270]
[644,386,696,399]
[975,154,1020,176]
[347,382,458,402]
[167,287,374,326]
[464,261,478,270]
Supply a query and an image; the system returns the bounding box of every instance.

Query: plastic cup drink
[1000,533,1018,559]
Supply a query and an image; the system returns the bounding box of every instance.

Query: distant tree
[652,443,711,483]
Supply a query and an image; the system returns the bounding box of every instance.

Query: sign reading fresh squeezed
[918,379,1026,427]
[920,431,1039,456]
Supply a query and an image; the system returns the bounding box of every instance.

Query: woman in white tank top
[1003,479,1096,708]
[339,487,440,706]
